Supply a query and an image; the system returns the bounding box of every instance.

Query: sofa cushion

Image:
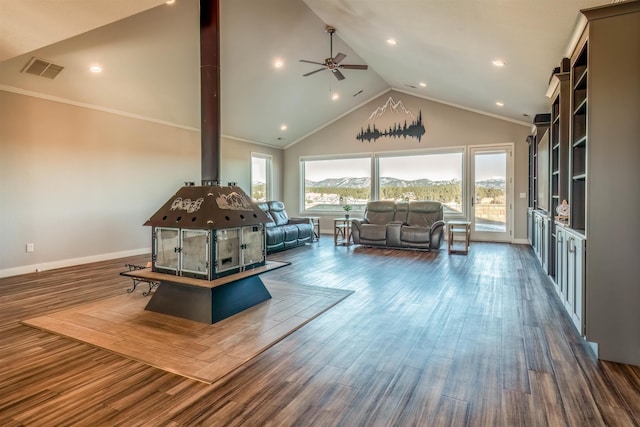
[265,227,284,246]
[295,224,313,241]
[400,225,431,243]
[393,202,409,223]
[268,201,289,226]
[406,201,443,227]
[257,202,277,227]
[360,224,387,242]
[282,224,299,244]
[365,201,396,225]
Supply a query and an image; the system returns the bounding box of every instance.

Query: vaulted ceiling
[0,0,609,147]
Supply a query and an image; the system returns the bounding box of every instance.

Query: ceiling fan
[300,25,368,81]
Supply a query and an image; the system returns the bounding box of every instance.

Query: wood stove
[120,0,289,324]
[145,184,271,280]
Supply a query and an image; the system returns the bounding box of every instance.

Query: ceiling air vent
[22,57,64,79]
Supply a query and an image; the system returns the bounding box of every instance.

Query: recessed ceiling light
[89,65,102,73]
[274,59,284,69]
[331,93,340,101]
[419,82,427,87]
[492,59,505,67]
[280,124,287,131]
[387,38,397,46]
[166,0,176,4]
[496,101,504,107]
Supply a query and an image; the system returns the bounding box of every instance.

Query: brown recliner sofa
[351,200,445,250]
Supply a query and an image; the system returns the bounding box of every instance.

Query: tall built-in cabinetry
[527,116,550,273]
[549,70,570,284]
[530,1,640,365]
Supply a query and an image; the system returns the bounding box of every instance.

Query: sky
[251,156,267,184]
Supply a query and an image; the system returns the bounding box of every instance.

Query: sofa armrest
[430,220,445,249]
[350,219,368,243]
[386,222,403,247]
[288,217,313,226]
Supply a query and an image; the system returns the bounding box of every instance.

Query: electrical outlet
[26,243,34,253]
[519,193,526,199]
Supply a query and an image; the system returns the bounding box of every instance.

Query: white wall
[0,90,282,277]
[283,90,531,239]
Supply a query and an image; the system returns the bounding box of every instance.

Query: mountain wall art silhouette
[357,96,426,143]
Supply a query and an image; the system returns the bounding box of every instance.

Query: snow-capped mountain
[368,96,415,121]
[305,177,371,189]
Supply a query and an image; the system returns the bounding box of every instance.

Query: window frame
[299,148,467,219]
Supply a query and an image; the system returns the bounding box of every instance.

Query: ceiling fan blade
[299,59,326,66]
[303,68,326,77]
[333,53,347,64]
[332,69,345,81]
[339,64,368,70]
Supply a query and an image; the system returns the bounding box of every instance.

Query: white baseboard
[0,248,151,279]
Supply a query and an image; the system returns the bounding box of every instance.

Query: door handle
[471,196,474,207]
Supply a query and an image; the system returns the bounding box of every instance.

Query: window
[377,150,464,215]
[251,154,271,202]
[300,150,464,216]
[302,156,371,212]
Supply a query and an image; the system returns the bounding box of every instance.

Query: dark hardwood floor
[1,238,640,426]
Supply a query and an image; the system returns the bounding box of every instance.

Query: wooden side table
[333,218,353,246]
[448,220,471,254]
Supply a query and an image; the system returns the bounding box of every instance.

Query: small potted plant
[343,204,352,219]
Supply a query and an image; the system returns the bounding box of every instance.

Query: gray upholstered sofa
[351,200,445,250]
[257,201,314,253]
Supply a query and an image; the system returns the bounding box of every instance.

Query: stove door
[242,224,265,267]
[154,227,180,273]
[215,228,240,273]
[181,229,209,278]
